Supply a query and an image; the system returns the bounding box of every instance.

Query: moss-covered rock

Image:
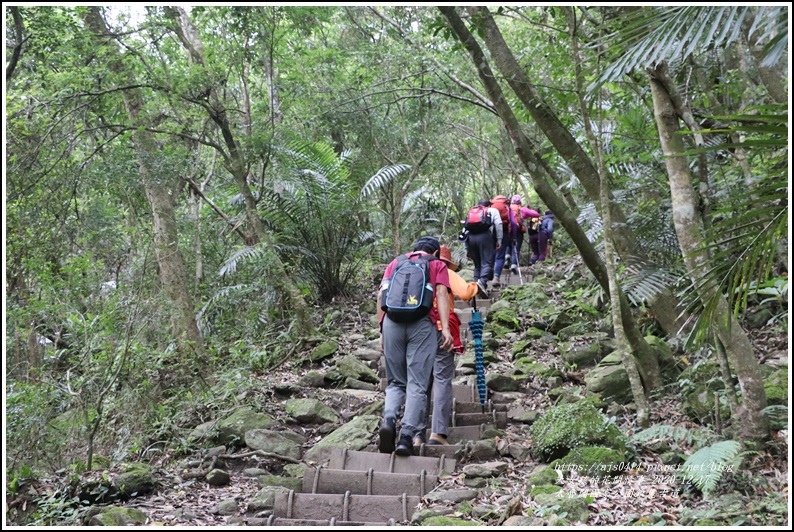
[112,463,155,499]
[284,398,340,424]
[310,340,339,363]
[529,484,562,497]
[511,340,532,360]
[532,492,590,523]
[88,506,148,526]
[584,352,632,404]
[763,367,788,406]
[555,446,629,479]
[526,464,561,488]
[529,399,628,462]
[216,407,276,446]
[683,387,731,425]
[421,516,480,526]
[488,309,521,331]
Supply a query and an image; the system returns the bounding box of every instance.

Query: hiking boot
[510,264,518,274]
[378,418,396,454]
[395,433,414,456]
[492,277,501,288]
[475,279,489,299]
[413,432,427,447]
[427,433,449,446]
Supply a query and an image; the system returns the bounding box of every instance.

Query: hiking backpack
[381,253,438,323]
[463,205,493,233]
[490,195,511,225]
[510,203,525,233]
[527,215,541,233]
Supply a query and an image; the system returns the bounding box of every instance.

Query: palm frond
[591,7,753,90]
[679,440,742,496]
[622,259,684,306]
[218,245,270,277]
[359,163,412,199]
[747,6,788,68]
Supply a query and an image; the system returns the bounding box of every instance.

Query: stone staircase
[258,267,529,526]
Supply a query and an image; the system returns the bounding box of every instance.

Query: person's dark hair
[478,199,491,207]
[413,236,441,254]
[545,210,553,215]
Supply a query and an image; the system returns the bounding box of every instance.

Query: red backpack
[490,195,510,225]
[464,205,493,233]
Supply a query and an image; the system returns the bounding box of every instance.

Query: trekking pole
[512,246,523,285]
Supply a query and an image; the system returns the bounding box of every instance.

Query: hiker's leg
[431,347,455,437]
[479,234,495,282]
[529,235,539,264]
[400,320,437,437]
[493,236,508,279]
[538,232,548,261]
[381,317,408,422]
[468,234,483,281]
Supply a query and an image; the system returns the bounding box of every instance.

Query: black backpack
[382,253,437,323]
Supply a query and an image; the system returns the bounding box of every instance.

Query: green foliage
[263,140,377,302]
[679,440,742,497]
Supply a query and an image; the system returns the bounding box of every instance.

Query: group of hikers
[461,194,555,297]
[374,194,556,456]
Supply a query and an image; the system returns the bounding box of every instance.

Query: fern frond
[679,440,742,496]
[762,405,788,430]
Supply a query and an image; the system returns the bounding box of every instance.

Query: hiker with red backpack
[489,194,513,288]
[461,199,502,297]
[376,236,454,456]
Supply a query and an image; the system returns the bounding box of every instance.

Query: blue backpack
[382,253,437,323]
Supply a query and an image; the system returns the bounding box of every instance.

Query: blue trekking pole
[469,298,487,413]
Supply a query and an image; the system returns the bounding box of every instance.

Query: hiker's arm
[435,284,453,350]
[376,289,384,324]
[449,270,478,301]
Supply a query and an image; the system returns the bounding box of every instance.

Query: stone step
[453,400,508,413]
[412,443,461,459]
[423,423,495,444]
[302,467,437,497]
[327,448,456,475]
[448,411,508,429]
[273,491,421,523]
[454,298,492,310]
[251,516,396,526]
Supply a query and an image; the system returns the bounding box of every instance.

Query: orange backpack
[490,195,510,225]
[510,203,525,233]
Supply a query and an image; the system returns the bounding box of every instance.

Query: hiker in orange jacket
[415,245,478,447]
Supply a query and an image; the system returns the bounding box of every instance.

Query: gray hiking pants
[382,316,439,438]
[419,347,455,437]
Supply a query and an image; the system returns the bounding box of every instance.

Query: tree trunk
[648,62,769,444]
[82,8,207,369]
[466,6,687,338]
[566,7,657,413]
[440,6,662,390]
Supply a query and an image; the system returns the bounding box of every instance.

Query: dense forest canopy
[4,4,789,525]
